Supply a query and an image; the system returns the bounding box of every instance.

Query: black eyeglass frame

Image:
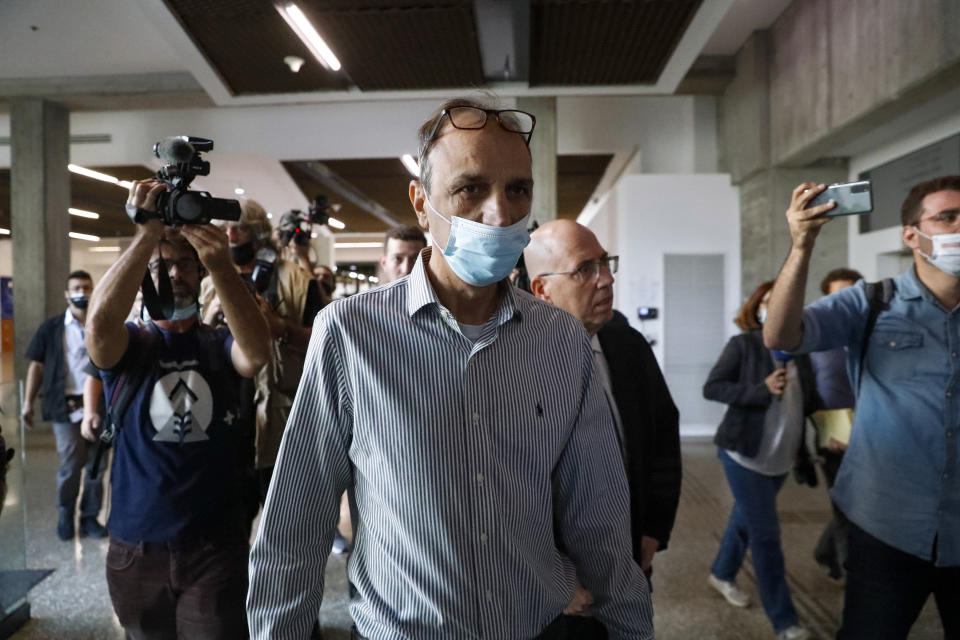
[419,107,537,169]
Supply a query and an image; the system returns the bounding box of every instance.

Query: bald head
[525,219,616,335]
[524,219,590,277]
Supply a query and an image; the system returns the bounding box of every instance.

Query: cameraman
[201,200,322,505]
[86,178,270,639]
[277,209,317,274]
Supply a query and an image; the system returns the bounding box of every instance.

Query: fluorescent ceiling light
[89,246,121,252]
[0,228,10,236]
[369,276,379,283]
[68,164,133,190]
[276,2,342,71]
[235,186,245,195]
[327,216,345,230]
[68,207,100,219]
[69,232,100,242]
[401,154,420,178]
[334,242,382,249]
[347,272,358,279]
[357,274,367,281]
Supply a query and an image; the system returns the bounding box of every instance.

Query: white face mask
[915,229,960,277]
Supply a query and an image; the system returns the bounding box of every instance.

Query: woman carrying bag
[703,280,818,640]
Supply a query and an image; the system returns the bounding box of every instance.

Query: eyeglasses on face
[148,258,200,275]
[916,207,960,227]
[538,256,619,283]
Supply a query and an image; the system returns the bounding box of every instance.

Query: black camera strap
[141,247,176,321]
[88,322,162,480]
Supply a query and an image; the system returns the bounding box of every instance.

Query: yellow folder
[811,409,854,448]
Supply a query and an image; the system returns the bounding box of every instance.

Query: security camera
[284,56,305,73]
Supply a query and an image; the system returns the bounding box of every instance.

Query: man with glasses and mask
[23,270,109,540]
[85,178,271,638]
[248,98,653,639]
[525,220,681,630]
[764,176,960,638]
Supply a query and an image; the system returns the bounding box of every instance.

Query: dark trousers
[814,449,849,577]
[106,536,250,640]
[52,420,104,516]
[837,522,960,639]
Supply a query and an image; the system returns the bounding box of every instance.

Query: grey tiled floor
[7,434,945,639]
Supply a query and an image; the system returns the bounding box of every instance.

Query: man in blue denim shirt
[764,176,960,639]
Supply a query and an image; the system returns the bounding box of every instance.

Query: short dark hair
[900,175,960,226]
[158,229,202,274]
[383,224,426,251]
[734,280,774,332]
[820,267,863,295]
[67,270,92,286]
[416,96,499,194]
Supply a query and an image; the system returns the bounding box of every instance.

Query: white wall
[845,104,960,282]
[0,94,719,173]
[558,95,718,172]
[585,173,740,436]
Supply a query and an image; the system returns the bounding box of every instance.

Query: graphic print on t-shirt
[149,369,214,444]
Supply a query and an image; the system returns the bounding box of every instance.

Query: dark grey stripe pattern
[248,251,654,639]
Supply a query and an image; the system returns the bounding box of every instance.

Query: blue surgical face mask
[424,191,531,287]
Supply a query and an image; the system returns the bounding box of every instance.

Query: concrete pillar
[739,165,849,303]
[516,97,557,224]
[10,98,71,382]
[720,31,771,184]
[312,234,335,270]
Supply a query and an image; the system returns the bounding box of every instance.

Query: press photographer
[85,173,270,638]
[276,195,333,274]
[200,199,322,509]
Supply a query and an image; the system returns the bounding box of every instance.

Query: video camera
[279,195,332,246]
[126,136,241,226]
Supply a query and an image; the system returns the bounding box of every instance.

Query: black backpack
[856,278,896,393]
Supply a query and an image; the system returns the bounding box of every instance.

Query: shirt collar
[406,247,522,326]
[590,333,604,355]
[64,308,82,327]
[897,264,927,301]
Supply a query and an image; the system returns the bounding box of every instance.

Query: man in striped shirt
[247,98,653,639]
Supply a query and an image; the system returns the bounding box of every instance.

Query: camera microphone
[153,136,195,165]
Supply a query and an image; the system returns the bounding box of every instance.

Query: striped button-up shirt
[248,249,653,639]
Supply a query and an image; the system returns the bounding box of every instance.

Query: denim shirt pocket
[867,330,923,379]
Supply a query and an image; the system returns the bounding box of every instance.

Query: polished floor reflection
[8,433,944,639]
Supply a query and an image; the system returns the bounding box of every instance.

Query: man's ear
[530,276,549,302]
[903,224,921,252]
[410,180,429,232]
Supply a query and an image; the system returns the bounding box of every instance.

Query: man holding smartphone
[764,176,960,638]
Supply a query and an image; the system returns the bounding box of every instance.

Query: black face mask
[69,295,89,310]
[230,242,256,266]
